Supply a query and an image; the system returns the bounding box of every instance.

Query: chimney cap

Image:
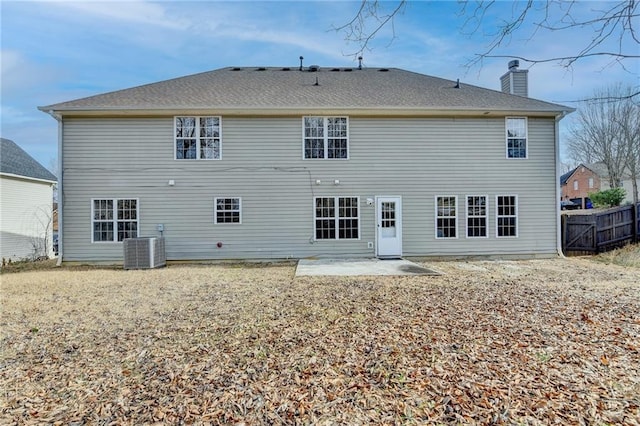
[508,59,520,70]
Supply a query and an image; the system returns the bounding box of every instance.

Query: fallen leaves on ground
[1,258,639,425]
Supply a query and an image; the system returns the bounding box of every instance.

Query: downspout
[555,111,569,258]
[46,110,64,266]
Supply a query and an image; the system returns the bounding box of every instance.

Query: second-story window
[506,117,527,159]
[303,117,348,159]
[175,116,221,160]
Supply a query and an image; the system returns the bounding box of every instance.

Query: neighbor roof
[560,166,579,185]
[0,138,57,182]
[39,66,573,116]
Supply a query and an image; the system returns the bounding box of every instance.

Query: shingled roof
[39,67,572,115]
[0,138,57,182]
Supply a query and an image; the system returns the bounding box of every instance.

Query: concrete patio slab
[295,258,441,276]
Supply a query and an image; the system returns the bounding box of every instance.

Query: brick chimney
[500,60,528,97]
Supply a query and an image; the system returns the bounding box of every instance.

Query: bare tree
[567,84,639,193]
[28,205,53,260]
[338,1,639,97]
[617,94,640,203]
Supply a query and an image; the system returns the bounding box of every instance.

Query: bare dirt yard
[1,257,639,425]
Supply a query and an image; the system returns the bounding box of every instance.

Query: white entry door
[376,196,402,258]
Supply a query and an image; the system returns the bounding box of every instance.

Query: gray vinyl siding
[61,116,558,262]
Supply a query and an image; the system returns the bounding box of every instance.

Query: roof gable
[560,166,579,185]
[40,67,573,115]
[0,138,57,182]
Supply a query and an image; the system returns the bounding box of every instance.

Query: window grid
[506,117,527,159]
[436,196,457,239]
[496,195,518,238]
[215,197,241,224]
[304,117,348,159]
[176,116,221,160]
[466,195,488,238]
[314,197,359,240]
[92,199,138,242]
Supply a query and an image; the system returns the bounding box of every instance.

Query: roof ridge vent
[308,65,320,72]
[256,67,266,71]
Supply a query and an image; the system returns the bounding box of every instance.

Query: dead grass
[593,243,640,268]
[1,259,639,424]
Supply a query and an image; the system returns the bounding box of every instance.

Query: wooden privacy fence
[562,203,640,255]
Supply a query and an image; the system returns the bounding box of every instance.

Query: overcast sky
[2,0,638,170]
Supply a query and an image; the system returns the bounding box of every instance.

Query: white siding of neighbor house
[601,178,640,204]
[0,175,55,261]
[60,115,558,262]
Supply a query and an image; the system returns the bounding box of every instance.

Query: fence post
[631,203,640,243]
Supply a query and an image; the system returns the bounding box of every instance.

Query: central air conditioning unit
[123,237,166,269]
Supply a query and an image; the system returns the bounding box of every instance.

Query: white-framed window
[496,195,518,238]
[573,180,578,190]
[314,196,359,239]
[91,198,138,242]
[175,116,221,160]
[588,177,594,189]
[214,197,241,224]
[506,117,527,159]
[466,195,488,238]
[303,117,348,159]
[436,196,457,239]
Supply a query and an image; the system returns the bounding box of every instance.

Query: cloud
[0,50,64,97]
[53,0,189,29]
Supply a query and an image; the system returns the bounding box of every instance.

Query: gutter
[44,110,64,266]
[555,109,572,258]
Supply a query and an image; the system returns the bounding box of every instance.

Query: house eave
[39,106,571,118]
[0,172,57,185]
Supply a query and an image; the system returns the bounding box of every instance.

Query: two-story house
[560,163,602,209]
[40,62,572,263]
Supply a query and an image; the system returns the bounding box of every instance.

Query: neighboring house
[39,61,573,263]
[0,138,57,261]
[588,161,640,204]
[560,164,601,208]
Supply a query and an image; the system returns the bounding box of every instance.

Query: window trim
[214,197,242,224]
[505,117,528,159]
[435,195,458,239]
[174,116,222,160]
[496,195,519,238]
[91,198,139,243]
[573,180,579,191]
[588,177,594,189]
[465,195,489,239]
[302,116,350,160]
[313,196,360,240]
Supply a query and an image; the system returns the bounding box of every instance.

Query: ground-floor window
[92,198,138,242]
[436,196,457,238]
[496,195,518,237]
[466,195,488,238]
[215,197,241,224]
[314,196,359,240]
